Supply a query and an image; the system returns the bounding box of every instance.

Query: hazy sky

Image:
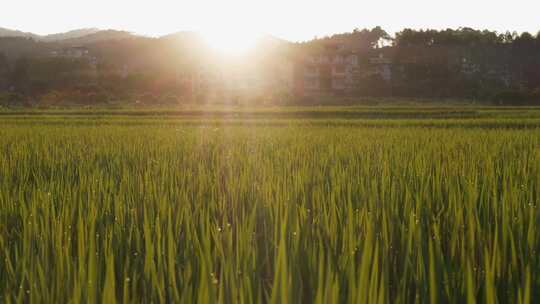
[2,0,539,41]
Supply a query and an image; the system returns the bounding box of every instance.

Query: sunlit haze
[201,28,262,53]
[2,0,539,42]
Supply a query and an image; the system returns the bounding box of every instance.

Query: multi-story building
[295,44,360,96]
[369,53,392,81]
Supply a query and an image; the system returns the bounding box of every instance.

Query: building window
[306,66,318,75]
[333,66,345,74]
[305,78,319,89]
[347,55,358,65]
[332,78,345,89]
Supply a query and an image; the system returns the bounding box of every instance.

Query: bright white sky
[2,0,539,41]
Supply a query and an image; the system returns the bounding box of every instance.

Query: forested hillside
[0,27,539,106]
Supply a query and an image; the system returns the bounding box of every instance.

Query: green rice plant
[0,107,539,303]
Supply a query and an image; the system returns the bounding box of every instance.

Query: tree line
[388,28,540,104]
[1,27,540,106]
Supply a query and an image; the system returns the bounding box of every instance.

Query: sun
[201,29,261,54]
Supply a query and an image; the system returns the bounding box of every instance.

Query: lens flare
[201,29,260,54]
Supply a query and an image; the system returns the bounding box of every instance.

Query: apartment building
[295,44,360,96]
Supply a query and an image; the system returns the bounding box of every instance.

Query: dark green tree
[10,57,30,93]
[0,52,9,90]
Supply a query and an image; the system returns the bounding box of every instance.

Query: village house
[295,44,360,96]
[49,46,98,71]
[50,46,90,58]
[294,47,400,97]
[368,53,392,81]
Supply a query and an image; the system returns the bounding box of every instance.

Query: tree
[501,31,515,44]
[10,57,30,93]
[519,32,534,42]
[367,26,393,48]
[0,52,7,69]
[0,52,9,90]
[305,26,393,51]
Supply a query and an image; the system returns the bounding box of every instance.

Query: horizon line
[2,25,540,43]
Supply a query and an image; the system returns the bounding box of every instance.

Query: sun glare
[201,29,261,54]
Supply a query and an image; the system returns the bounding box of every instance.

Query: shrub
[0,92,27,106]
[493,90,530,105]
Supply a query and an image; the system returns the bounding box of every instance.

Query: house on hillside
[49,46,98,71]
[50,46,90,58]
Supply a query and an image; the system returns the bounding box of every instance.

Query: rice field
[1,107,540,303]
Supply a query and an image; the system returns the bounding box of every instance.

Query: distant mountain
[159,32,292,55]
[159,31,205,46]
[0,27,293,65]
[0,27,39,39]
[58,30,135,45]
[0,27,133,44]
[0,28,294,49]
[254,34,292,49]
[160,31,202,40]
[40,28,101,42]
